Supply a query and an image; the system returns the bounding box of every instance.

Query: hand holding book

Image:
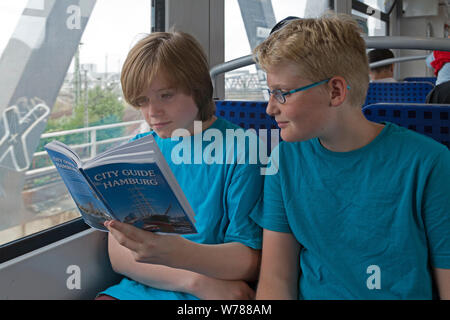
[105,219,192,268]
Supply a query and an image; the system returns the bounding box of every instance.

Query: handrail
[26,119,146,178]
[210,36,450,84]
[41,119,144,138]
[210,55,255,81]
[363,36,449,51]
[369,55,428,68]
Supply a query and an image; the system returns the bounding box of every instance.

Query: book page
[85,133,156,165]
[45,140,83,167]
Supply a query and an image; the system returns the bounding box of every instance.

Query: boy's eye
[135,96,149,107]
[160,92,174,99]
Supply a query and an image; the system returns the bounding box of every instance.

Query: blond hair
[254,14,369,106]
[121,31,215,121]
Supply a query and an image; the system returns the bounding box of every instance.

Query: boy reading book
[98,31,263,300]
[251,14,450,299]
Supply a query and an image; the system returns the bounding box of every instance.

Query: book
[44,134,197,234]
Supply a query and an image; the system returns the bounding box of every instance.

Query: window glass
[355,0,395,13]
[224,0,330,100]
[352,9,387,36]
[0,0,149,246]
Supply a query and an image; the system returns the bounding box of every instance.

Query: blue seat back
[364,82,434,107]
[403,77,436,85]
[215,100,275,130]
[215,101,450,149]
[363,103,450,148]
[214,100,279,150]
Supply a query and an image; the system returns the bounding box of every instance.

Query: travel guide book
[44,134,197,234]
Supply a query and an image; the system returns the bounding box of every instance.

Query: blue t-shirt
[251,122,450,300]
[102,117,263,300]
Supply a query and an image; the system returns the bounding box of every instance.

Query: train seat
[215,100,276,131]
[363,103,450,148]
[215,100,280,150]
[364,82,434,107]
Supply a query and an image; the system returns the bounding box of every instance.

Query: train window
[352,9,387,36]
[355,0,396,14]
[352,0,390,36]
[224,0,330,100]
[0,0,149,247]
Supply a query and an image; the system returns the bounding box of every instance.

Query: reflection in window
[0,0,150,246]
[0,1,27,58]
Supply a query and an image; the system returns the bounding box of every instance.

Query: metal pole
[84,68,89,143]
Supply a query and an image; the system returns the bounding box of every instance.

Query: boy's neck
[184,116,217,137]
[318,108,384,153]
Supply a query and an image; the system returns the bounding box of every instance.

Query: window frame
[0,218,89,264]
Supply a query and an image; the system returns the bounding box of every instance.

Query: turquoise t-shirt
[251,122,450,300]
[102,117,263,300]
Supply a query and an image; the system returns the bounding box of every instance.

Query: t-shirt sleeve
[250,145,292,233]
[223,164,264,249]
[423,149,450,269]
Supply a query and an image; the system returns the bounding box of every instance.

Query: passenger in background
[97,31,263,300]
[367,48,397,82]
[425,38,450,103]
[251,14,450,300]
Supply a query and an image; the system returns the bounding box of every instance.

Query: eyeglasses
[266,78,331,104]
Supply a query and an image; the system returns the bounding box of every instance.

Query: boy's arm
[433,268,450,300]
[255,229,300,300]
[108,232,195,292]
[105,163,263,282]
[108,233,256,299]
[106,221,260,281]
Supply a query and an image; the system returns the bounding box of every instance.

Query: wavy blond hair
[121,31,215,121]
[254,13,369,107]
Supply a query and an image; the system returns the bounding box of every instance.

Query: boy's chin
[280,130,302,142]
[154,129,172,139]
[281,130,313,143]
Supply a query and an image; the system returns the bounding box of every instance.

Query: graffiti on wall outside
[0,97,50,172]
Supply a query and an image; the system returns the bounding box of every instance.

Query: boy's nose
[266,97,280,117]
[142,102,164,117]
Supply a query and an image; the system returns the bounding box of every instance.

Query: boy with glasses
[251,14,450,299]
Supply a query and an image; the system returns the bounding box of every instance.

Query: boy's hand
[104,220,186,267]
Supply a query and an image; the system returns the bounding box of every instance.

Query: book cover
[44,135,197,235]
[82,162,197,234]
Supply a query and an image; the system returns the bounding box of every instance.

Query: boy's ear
[328,76,349,107]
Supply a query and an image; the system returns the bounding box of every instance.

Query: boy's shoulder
[276,122,448,161]
[213,116,246,131]
[130,130,155,142]
[382,122,448,157]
